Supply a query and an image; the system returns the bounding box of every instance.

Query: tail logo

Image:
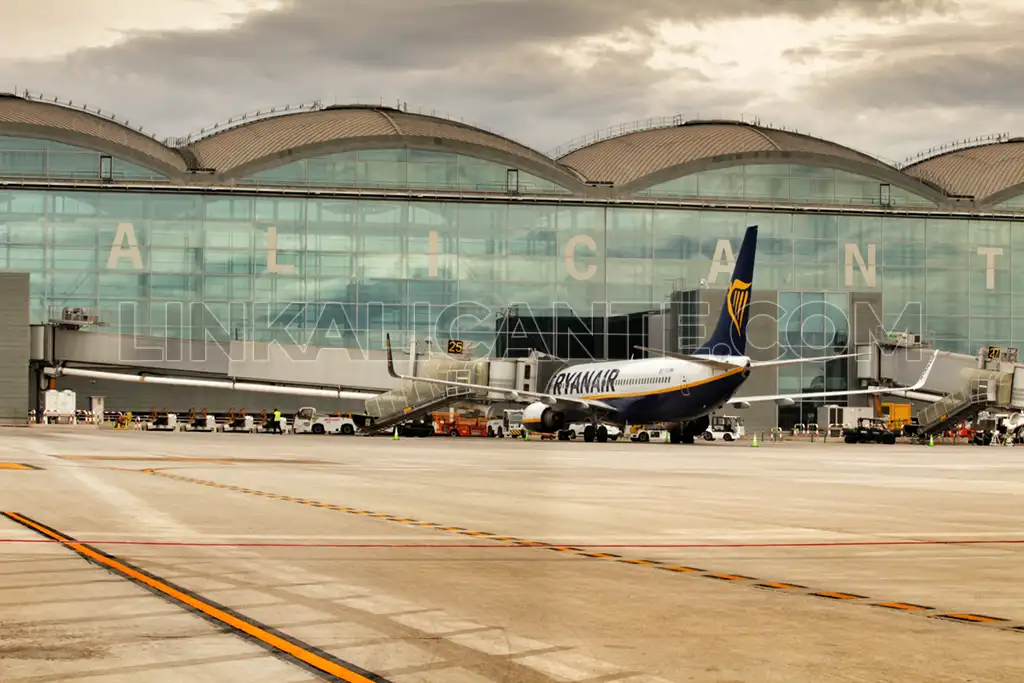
[727,279,752,334]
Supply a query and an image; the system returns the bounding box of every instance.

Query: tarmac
[1,428,1022,682]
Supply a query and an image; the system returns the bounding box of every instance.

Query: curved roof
[558,120,905,189]
[0,93,187,175]
[189,105,585,188]
[902,138,1024,202]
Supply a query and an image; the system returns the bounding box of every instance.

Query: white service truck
[703,415,745,441]
[291,407,358,435]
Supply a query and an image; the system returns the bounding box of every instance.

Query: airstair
[914,368,1013,439]
[361,365,476,434]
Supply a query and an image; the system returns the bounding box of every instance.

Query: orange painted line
[2,512,386,683]
[707,573,753,581]
[812,592,864,600]
[757,582,805,590]
[938,613,1008,623]
[876,602,932,611]
[619,559,659,565]
[582,552,620,558]
[0,463,40,470]
[658,566,704,573]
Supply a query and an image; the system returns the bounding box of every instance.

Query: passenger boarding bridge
[857,332,1024,438]
[31,307,1024,436]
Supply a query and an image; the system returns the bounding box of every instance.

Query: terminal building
[3,91,1024,429]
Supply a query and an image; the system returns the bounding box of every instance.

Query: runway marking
[0,512,392,683]
[876,602,933,612]
[137,469,1024,635]
[812,592,866,600]
[706,573,754,582]
[0,463,41,470]
[56,456,327,464]
[937,613,1010,624]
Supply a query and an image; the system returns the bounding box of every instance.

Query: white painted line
[392,610,489,635]
[339,595,425,615]
[284,621,388,647]
[286,582,368,601]
[391,666,497,683]
[448,630,552,657]
[327,640,441,671]
[238,604,338,626]
[514,650,624,681]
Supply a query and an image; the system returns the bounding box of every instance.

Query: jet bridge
[361,353,549,434]
[858,334,1024,439]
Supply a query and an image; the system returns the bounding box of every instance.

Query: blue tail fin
[694,225,757,357]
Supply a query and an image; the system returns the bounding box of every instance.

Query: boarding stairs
[914,369,1012,439]
[362,368,475,434]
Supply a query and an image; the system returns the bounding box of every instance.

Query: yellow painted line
[1,512,387,683]
[137,469,1023,633]
[0,463,41,470]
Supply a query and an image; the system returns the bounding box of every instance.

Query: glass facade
[240,148,572,194]
[636,163,936,207]
[0,136,166,181]
[2,184,1022,357]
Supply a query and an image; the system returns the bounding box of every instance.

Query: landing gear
[596,425,608,443]
[674,416,710,444]
[584,424,595,442]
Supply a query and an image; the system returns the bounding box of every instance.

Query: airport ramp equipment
[362,356,483,434]
[914,368,1013,439]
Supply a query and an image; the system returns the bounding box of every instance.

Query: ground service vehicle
[434,414,490,437]
[629,424,669,443]
[561,423,622,441]
[293,407,358,435]
[703,415,745,441]
[843,417,897,444]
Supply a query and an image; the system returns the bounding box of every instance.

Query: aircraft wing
[749,353,863,368]
[726,351,938,408]
[634,346,862,371]
[384,335,616,414]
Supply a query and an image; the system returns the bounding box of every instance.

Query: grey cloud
[0,0,957,153]
[803,18,1024,112]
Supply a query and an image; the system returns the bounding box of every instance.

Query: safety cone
[524,431,530,440]
[751,434,759,447]
[928,434,934,447]
[393,427,399,440]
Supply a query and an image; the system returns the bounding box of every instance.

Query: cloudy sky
[1,0,1020,163]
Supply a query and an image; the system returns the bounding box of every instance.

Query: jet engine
[522,401,566,433]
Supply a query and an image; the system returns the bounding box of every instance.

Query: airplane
[385,225,934,443]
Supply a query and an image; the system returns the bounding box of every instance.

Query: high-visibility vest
[273,411,281,421]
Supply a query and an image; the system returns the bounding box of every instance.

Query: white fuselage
[547,356,750,401]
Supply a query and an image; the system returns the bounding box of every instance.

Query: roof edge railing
[898,133,1012,169]
[17,89,156,139]
[166,97,516,151]
[547,113,900,167]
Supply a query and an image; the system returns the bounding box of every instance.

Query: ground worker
[272,408,282,434]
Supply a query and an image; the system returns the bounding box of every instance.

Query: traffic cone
[928,434,934,447]
[751,434,758,447]
[524,431,530,441]
[393,427,399,440]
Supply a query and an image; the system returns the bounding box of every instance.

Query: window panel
[239,148,570,194]
[640,164,934,206]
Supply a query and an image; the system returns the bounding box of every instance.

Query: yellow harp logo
[727,279,752,334]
